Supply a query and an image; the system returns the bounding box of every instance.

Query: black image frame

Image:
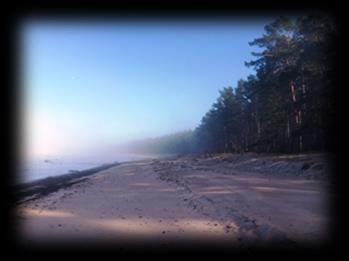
[2,0,345,258]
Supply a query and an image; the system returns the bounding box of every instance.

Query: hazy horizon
[20,18,273,159]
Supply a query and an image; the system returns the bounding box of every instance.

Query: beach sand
[15,154,332,249]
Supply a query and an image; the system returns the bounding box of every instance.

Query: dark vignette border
[2,0,345,258]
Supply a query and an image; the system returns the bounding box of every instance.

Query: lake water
[19,152,158,184]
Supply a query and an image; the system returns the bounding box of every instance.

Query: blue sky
[21,19,273,156]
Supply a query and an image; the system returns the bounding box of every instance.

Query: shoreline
[14,152,331,204]
[14,162,121,204]
[16,152,332,245]
[13,155,177,204]
[14,154,177,204]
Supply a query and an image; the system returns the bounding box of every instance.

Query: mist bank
[119,14,336,156]
[115,130,199,155]
[21,150,163,185]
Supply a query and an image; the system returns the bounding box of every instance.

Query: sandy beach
[15,154,332,249]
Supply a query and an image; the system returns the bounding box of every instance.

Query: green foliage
[196,13,336,153]
[122,13,336,155]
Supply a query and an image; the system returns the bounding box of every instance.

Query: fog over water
[20,19,269,183]
[20,151,157,184]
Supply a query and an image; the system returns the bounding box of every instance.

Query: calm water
[20,152,158,184]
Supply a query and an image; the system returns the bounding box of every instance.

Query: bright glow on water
[20,151,156,184]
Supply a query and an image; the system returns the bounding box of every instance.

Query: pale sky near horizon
[21,18,273,158]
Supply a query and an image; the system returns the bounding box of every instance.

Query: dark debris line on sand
[13,163,120,204]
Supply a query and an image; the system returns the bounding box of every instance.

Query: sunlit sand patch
[253,186,320,194]
[86,218,169,235]
[196,186,243,194]
[200,190,235,195]
[229,176,273,183]
[185,175,208,179]
[157,188,178,192]
[200,186,230,191]
[21,208,75,218]
[174,219,238,233]
[131,182,153,187]
[276,154,311,159]
[286,180,320,185]
[86,218,235,237]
